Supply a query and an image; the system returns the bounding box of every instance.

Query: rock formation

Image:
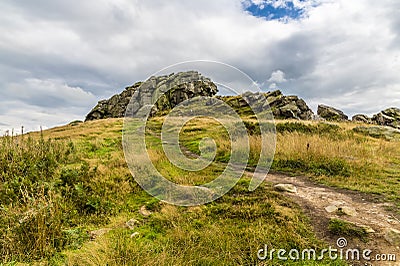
[352,114,371,123]
[85,72,400,129]
[85,82,141,121]
[317,104,348,122]
[219,90,314,120]
[85,71,218,121]
[267,91,314,120]
[351,108,400,130]
[372,107,400,129]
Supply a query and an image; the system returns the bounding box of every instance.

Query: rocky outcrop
[317,104,348,122]
[352,108,400,129]
[219,90,314,120]
[85,71,400,127]
[85,71,218,121]
[85,82,142,121]
[352,114,371,124]
[372,107,400,129]
[269,92,314,120]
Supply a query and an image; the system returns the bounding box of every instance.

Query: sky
[0,0,399,134]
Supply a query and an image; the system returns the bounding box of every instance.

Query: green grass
[67,179,346,266]
[0,121,138,263]
[172,118,400,214]
[328,219,368,241]
[1,116,399,265]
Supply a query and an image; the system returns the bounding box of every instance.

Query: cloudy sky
[1,0,399,133]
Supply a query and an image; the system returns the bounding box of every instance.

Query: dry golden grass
[3,116,396,265]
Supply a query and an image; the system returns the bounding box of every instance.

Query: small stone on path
[274,184,297,193]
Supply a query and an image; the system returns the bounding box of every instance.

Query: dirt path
[253,171,400,265]
[179,142,399,264]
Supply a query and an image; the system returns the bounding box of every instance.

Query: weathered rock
[85,82,142,121]
[325,205,338,213]
[85,71,218,121]
[273,96,314,120]
[317,104,348,121]
[352,114,372,124]
[139,206,152,217]
[372,107,400,129]
[274,184,297,193]
[219,90,314,120]
[339,206,357,217]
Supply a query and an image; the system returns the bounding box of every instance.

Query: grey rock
[219,90,314,120]
[271,93,314,120]
[139,205,152,217]
[274,184,297,193]
[325,205,339,213]
[85,71,218,121]
[352,114,372,123]
[317,104,348,121]
[372,107,400,129]
[339,206,357,217]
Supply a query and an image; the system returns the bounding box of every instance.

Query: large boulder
[85,71,218,121]
[372,107,400,129]
[219,90,314,120]
[352,114,372,124]
[270,93,314,120]
[317,104,348,122]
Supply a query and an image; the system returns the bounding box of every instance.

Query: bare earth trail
[253,171,400,265]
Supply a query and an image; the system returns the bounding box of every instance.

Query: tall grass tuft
[0,135,70,261]
[0,135,109,262]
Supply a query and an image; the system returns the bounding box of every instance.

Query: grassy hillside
[1,117,399,265]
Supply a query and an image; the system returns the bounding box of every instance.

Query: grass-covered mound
[1,116,398,265]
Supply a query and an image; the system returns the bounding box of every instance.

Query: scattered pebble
[139,205,152,217]
[339,206,357,217]
[130,232,140,238]
[325,205,338,213]
[274,184,297,193]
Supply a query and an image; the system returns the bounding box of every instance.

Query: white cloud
[2,79,97,110]
[268,70,287,83]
